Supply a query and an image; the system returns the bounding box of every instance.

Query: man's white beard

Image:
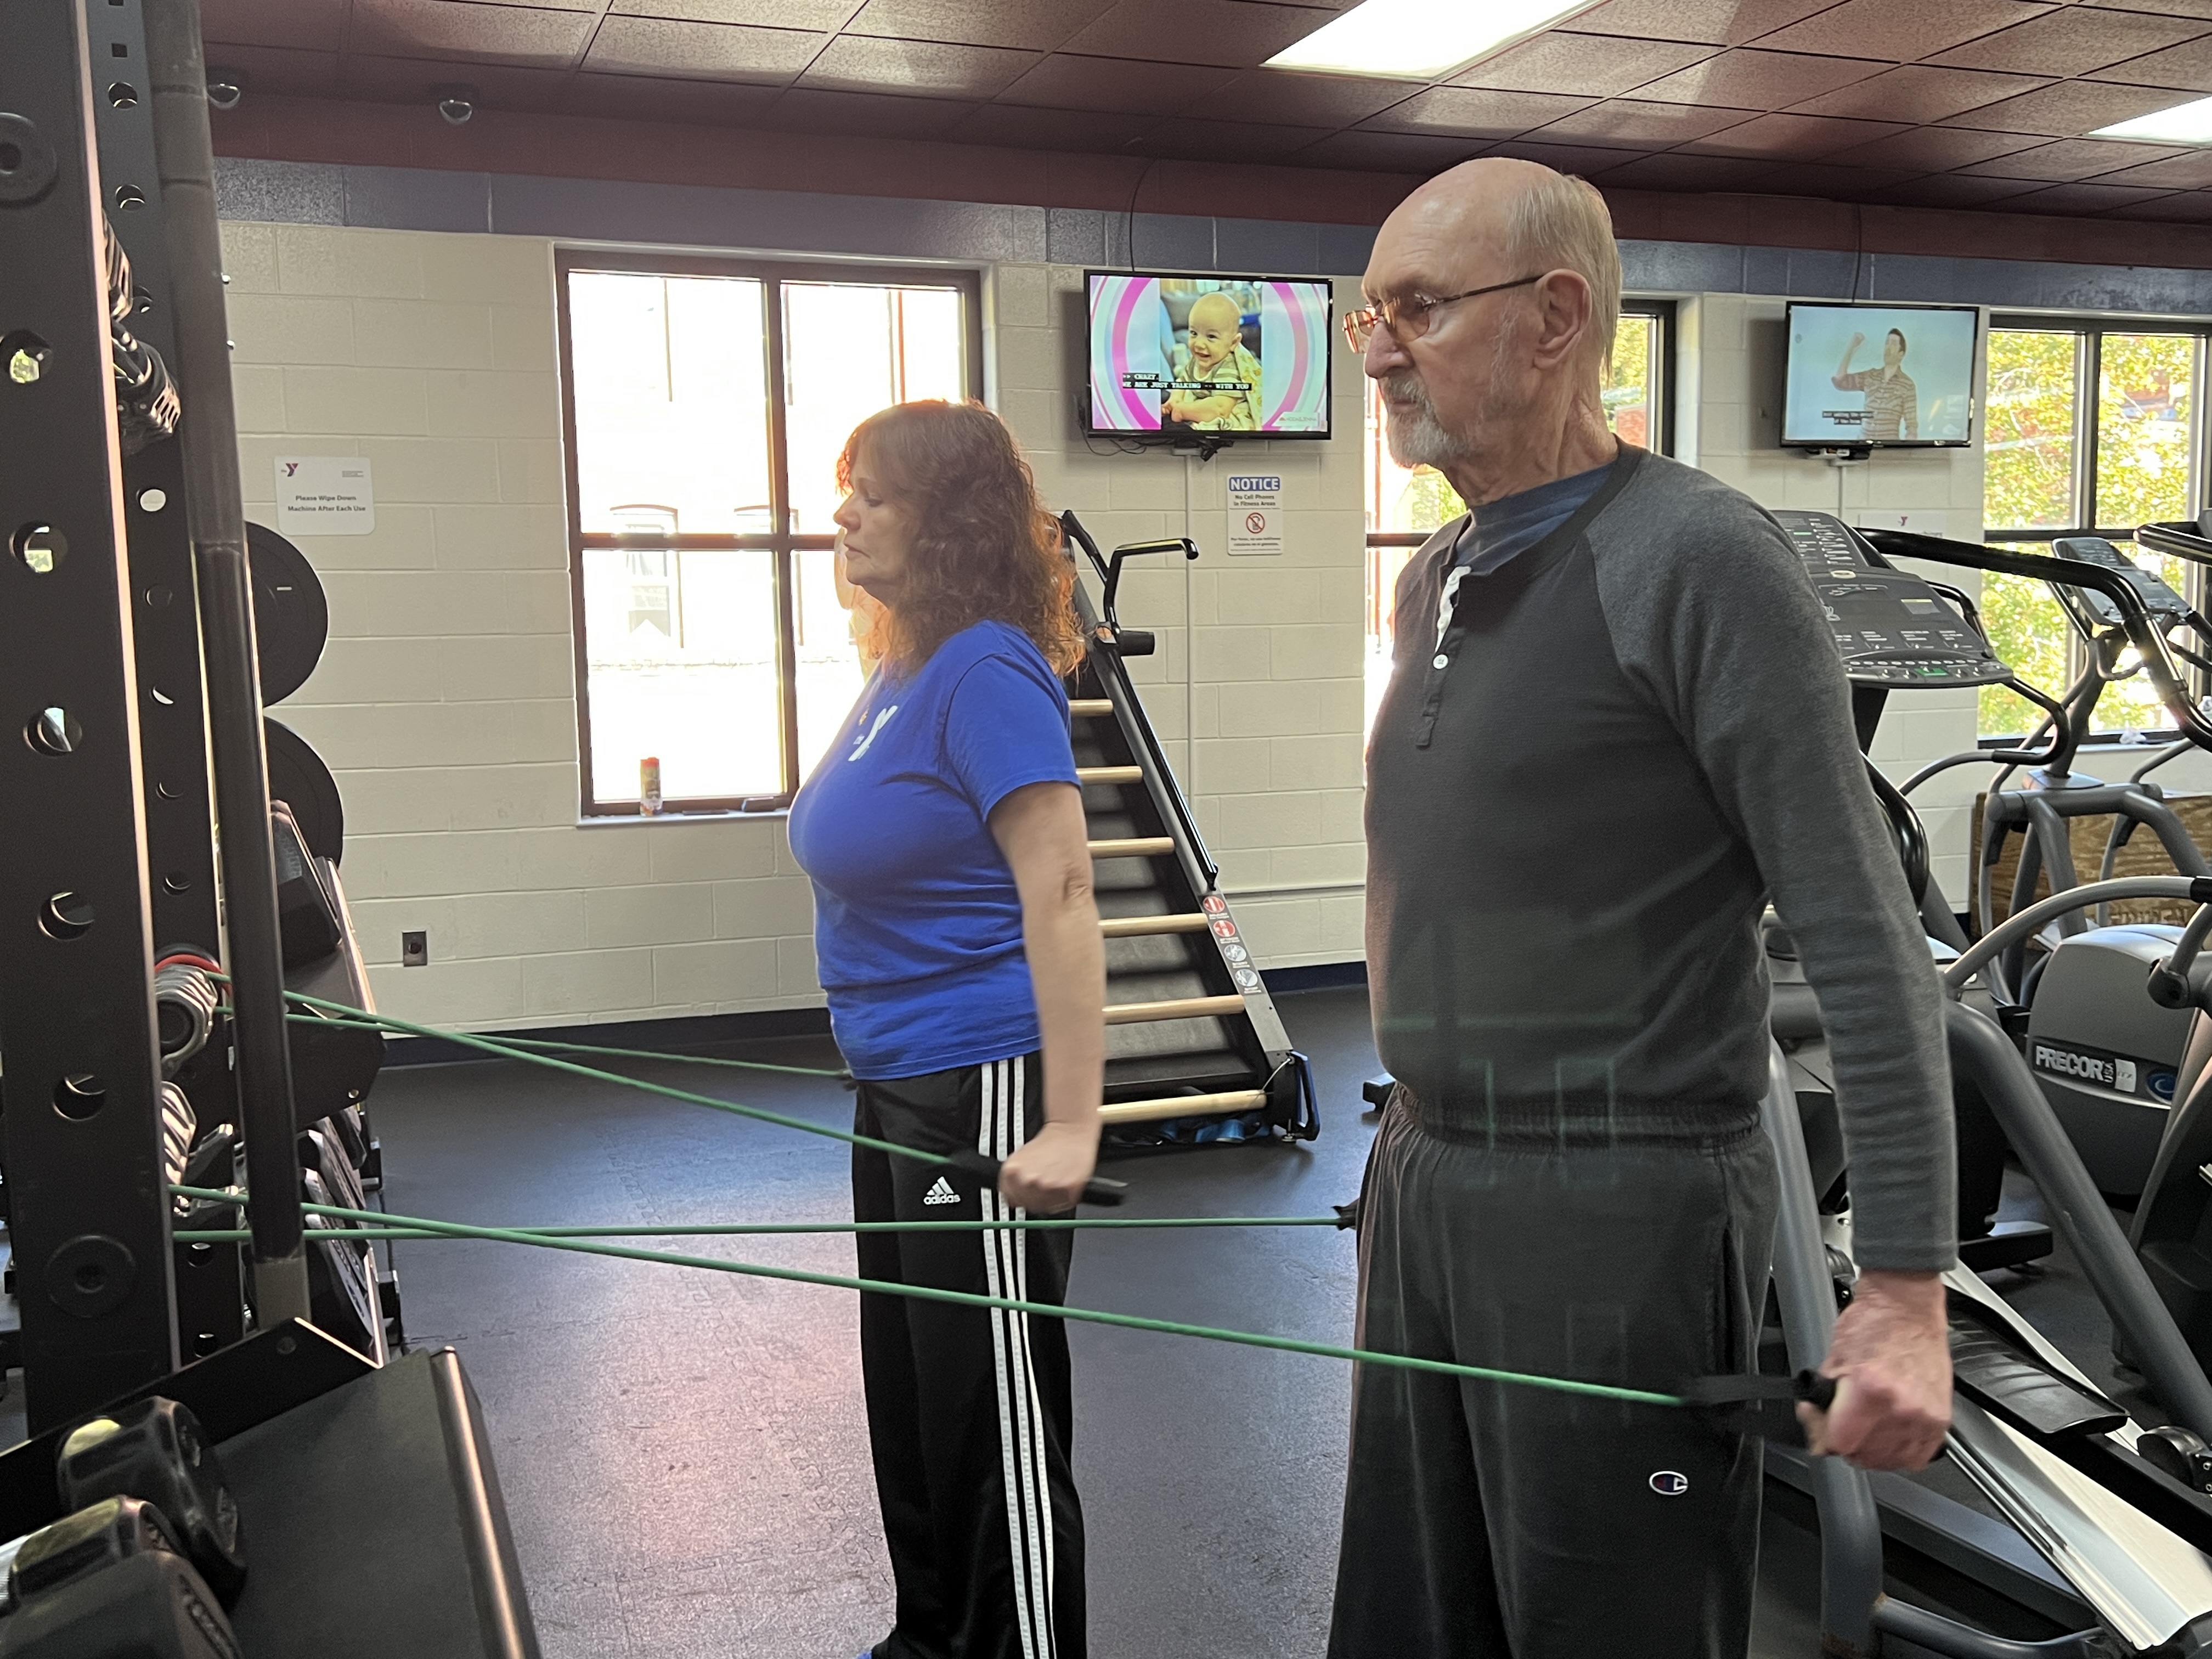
[1381,319,1525,474]
[1380,372,1469,471]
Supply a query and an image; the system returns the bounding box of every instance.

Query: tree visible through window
[1980,320,2206,740]
[560,257,977,815]
[1363,304,1672,732]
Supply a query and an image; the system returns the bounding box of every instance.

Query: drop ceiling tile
[612,0,861,26]
[1736,161,1924,195]
[799,35,1036,97]
[1358,86,1594,138]
[200,43,343,98]
[337,52,574,110]
[1290,129,1487,172]
[582,15,827,81]
[1480,138,1660,176]
[1750,0,2057,62]
[1123,116,1339,162]
[2089,148,2212,187]
[1785,64,2053,122]
[842,0,1114,51]
[1822,123,2048,168]
[1963,136,2188,177]
[1585,153,1783,189]
[1205,70,1427,127]
[1527,97,1763,149]
[2083,0,2212,18]
[1452,31,1716,97]
[1854,172,2048,205]
[1555,0,1836,47]
[769,86,984,134]
[1680,111,1912,158]
[1929,8,2207,76]
[202,0,348,50]
[943,102,1152,150]
[347,0,598,68]
[1940,77,2193,134]
[1987,180,2181,211]
[566,70,788,120]
[2086,35,2212,92]
[1632,49,1889,111]
[1057,0,1339,70]
[995,54,1239,115]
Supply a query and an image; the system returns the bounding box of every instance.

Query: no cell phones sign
[1227,472,1282,556]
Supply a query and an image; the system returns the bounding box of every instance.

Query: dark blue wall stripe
[214,155,2212,321]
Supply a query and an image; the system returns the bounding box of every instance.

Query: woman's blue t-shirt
[787,619,1080,1081]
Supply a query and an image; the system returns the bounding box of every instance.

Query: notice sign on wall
[274,456,375,536]
[1226,472,1283,557]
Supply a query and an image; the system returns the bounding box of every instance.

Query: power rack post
[144,0,312,1322]
[0,0,183,1426]
[93,0,244,1362]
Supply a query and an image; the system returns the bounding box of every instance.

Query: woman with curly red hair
[788,399,1098,1659]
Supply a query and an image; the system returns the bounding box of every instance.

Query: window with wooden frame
[1982,318,2209,741]
[557,252,982,815]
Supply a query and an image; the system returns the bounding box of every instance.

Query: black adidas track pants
[854,1052,1087,1659]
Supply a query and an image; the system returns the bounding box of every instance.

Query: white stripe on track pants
[853,1053,1087,1659]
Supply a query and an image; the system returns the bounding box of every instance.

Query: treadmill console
[1773,510,2011,689]
[2051,536,2193,628]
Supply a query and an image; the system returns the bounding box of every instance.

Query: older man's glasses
[1342,274,1544,351]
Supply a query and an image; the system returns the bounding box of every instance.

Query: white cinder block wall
[221,217,2011,1034]
[1679,293,1989,901]
[220,220,1370,1028]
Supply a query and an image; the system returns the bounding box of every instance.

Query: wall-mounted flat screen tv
[1782,302,1978,448]
[1085,270,1333,440]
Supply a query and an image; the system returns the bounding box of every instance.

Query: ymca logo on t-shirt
[849,704,899,762]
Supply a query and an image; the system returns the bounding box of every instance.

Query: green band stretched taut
[172,1184,1687,1410]
[277,995,952,1172]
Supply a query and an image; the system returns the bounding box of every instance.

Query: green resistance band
[177,1214,1345,1240]
[172,1185,1684,1410]
[279,994,956,1175]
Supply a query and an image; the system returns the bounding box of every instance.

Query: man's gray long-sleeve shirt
[1365,444,1955,1271]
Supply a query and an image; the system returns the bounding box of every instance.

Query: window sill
[577,807,791,827]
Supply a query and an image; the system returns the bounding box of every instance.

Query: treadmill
[1769,513,2212,1658]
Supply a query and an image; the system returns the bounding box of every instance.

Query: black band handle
[945,1149,1128,1207]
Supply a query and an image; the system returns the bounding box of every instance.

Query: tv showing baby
[1085,272,1332,438]
[1161,282,1263,432]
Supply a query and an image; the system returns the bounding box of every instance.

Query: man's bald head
[1361,160,1624,500]
[1377,159,1621,368]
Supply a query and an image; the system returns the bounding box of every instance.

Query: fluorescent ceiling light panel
[1265,0,1603,82]
[2094,97,2212,145]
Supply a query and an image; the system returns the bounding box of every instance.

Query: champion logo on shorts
[922,1176,961,1206]
[1649,1470,1689,1497]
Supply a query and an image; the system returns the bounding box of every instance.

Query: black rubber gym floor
[349,985,1847,1658]
[8,987,2146,1655]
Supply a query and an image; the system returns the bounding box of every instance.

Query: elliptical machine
[1875,528,2212,1198]
[1773,519,2212,1658]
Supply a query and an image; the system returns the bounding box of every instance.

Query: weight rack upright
[0,6,538,1651]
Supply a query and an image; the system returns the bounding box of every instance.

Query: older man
[1335,159,1955,1657]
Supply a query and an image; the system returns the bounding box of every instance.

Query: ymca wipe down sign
[1226,472,1282,557]
[275,456,376,537]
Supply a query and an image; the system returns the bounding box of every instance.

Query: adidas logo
[922,1176,960,1207]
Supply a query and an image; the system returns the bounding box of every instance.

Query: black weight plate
[248,522,329,706]
[264,718,343,864]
